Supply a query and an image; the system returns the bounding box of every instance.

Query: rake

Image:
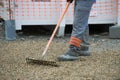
[26,2,71,67]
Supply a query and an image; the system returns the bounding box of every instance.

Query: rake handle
[41,2,70,59]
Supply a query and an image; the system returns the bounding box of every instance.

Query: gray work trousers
[71,0,95,46]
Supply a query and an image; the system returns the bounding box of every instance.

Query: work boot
[57,45,90,61]
[79,44,90,56]
[57,45,81,61]
[57,49,80,61]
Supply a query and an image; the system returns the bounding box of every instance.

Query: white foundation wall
[118,0,120,25]
[0,0,118,30]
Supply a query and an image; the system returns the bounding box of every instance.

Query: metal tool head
[26,58,59,67]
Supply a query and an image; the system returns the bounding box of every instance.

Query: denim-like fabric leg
[72,0,94,40]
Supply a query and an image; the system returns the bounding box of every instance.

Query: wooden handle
[41,2,70,59]
[8,0,12,20]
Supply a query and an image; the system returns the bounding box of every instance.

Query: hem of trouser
[69,36,82,47]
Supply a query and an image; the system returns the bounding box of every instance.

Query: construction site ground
[0,26,120,80]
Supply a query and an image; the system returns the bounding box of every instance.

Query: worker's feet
[79,44,90,56]
[57,49,80,61]
[57,45,90,61]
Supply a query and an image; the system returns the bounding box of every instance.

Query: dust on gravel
[0,34,120,80]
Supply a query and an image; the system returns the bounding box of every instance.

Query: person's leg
[79,26,90,56]
[57,0,94,61]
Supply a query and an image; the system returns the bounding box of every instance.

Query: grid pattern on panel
[15,0,61,20]
[0,0,118,21]
[95,0,117,18]
[0,0,15,20]
[118,0,120,24]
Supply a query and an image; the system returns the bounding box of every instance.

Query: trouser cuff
[69,36,82,47]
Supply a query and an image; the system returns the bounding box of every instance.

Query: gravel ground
[0,30,120,80]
